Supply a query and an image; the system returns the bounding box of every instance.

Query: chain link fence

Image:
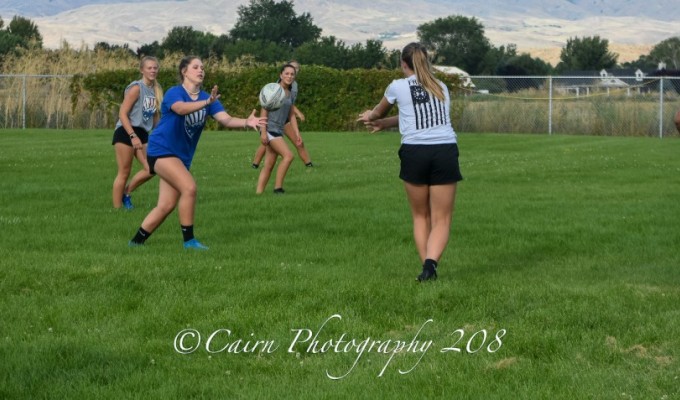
[2,74,679,137]
[455,75,680,138]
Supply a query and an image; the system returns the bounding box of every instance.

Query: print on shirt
[409,80,447,130]
[142,96,156,122]
[185,108,206,139]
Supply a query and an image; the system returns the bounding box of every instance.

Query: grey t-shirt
[267,82,297,134]
[115,80,157,133]
[267,94,293,134]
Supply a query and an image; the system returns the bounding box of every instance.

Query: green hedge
[72,66,462,131]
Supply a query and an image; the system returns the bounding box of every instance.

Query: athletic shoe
[252,163,259,169]
[184,238,209,250]
[416,265,437,282]
[122,194,134,210]
[305,162,314,167]
[128,240,144,247]
[273,188,285,194]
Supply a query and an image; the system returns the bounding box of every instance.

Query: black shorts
[146,155,176,175]
[112,126,149,146]
[398,143,463,185]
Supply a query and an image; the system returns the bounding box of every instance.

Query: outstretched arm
[357,97,396,133]
[171,85,221,116]
[213,109,267,131]
[362,116,399,133]
[357,97,392,123]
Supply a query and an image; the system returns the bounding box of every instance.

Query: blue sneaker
[122,194,134,210]
[183,238,209,250]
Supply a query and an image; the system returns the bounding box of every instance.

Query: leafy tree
[221,39,291,63]
[137,41,164,58]
[621,54,658,70]
[208,34,232,59]
[497,53,552,76]
[7,15,42,47]
[0,15,43,58]
[94,42,135,56]
[346,39,387,69]
[161,26,216,58]
[417,15,491,74]
[383,49,402,69]
[556,36,618,72]
[294,36,350,69]
[230,0,321,49]
[648,36,680,70]
[482,43,517,75]
[0,30,25,57]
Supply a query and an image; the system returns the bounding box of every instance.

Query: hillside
[1,0,678,65]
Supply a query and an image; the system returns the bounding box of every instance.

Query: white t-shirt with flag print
[384,75,457,145]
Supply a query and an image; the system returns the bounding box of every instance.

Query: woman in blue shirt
[129,56,267,249]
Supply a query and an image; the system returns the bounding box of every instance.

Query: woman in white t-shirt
[358,42,463,282]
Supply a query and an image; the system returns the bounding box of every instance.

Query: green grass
[1,129,679,399]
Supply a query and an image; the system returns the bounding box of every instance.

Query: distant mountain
[0,0,171,18]
[1,0,679,64]
[5,0,680,21]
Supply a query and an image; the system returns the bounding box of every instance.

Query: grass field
[1,129,679,399]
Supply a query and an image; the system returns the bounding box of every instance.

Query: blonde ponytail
[401,43,444,101]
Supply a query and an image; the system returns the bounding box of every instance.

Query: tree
[417,15,491,75]
[137,41,164,58]
[94,42,135,56]
[0,30,25,57]
[7,15,42,47]
[556,36,618,72]
[496,53,552,76]
[294,36,350,69]
[230,0,321,49]
[222,39,291,63]
[621,54,658,70]
[483,43,517,75]
[0,15,44,58]
[648,36,680,70]
[161,26,216,58]
[346,39,387,69]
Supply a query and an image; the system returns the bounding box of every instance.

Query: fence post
[659,78,664,139]
[548,76,553,135]
[22,75,27,130]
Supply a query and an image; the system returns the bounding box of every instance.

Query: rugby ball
[259,83,285,111]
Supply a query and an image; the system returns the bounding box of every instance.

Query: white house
[433,65,476,89]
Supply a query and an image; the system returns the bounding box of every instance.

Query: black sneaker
[252,163,259,169]
[305,162,314,167]
[273,188,285,194]
[416,265,437,282]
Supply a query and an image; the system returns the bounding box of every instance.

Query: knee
[263,161,276,173]
[117,165,132,177]
[283,153,295,164]
[183,183,198,199]
[156,201,176,215]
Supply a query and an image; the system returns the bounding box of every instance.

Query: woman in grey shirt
[112,56,163,209]
[256,64,299,194]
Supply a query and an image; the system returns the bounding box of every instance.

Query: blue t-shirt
[147,85,225,168]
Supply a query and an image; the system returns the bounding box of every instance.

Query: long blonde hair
[139,55,163,115]
[401,42,444,101]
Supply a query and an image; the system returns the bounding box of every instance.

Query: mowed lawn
[0,129,678,399]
